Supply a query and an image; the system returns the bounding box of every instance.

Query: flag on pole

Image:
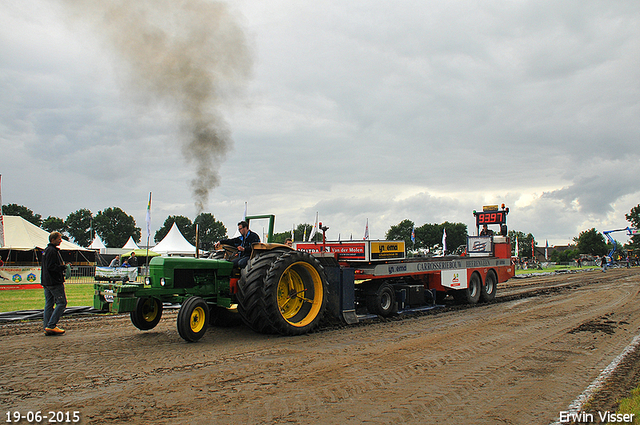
[0,174,4,248]
[515,236,519,257]
[291,224,295,242]
[308,212,319,241]
[145,192,152,239]
[545,240,549,260]
[411,226,415,244]
[531,239,535,260]
[233,203,248,238]
[442,227,447,255]
[363,219,369,240]
[303,227,307,242]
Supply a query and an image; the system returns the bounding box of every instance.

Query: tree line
[1,204,227,251]
[4,202,640,259]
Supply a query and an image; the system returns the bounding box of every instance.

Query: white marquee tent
[88,234,106,253]
[121,236,140,250]
[152,222,197,256]
[0,215,94,265]
[1,216,89,251]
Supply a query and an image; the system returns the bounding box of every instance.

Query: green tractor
[94,215,330,342]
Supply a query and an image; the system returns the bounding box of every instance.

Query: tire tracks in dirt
[2,269,640,424]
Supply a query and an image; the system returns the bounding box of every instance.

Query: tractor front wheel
[177,296,209,342]
[130,297,163,331]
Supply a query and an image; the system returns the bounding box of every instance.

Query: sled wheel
[130,297,163,330]
[453,272,481,305]
[177,296,209,342]
[480,270,497,302]
[366,282,396,317]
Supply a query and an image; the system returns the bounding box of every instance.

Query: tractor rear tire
[236,250,283,334]
[177,296,209,342]
[480,270,497,302]
[453,272,481,305]
[130,297,163,331]
[238,250,327,335]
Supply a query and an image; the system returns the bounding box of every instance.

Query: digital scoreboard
[474,210,508,226]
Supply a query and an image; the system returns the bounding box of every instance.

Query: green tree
[42,216,67,237]
[272,223,325,243]
[386,219,415,245]
[626,204,640,251]
[439,222,467,254]
[550,248,578,263]
[386,220,467,254]
[508,230,535,258]
[194,213,227,251]
[415,223,440,252]
[293,223,313,242]
[2,203,42,226]
[574,228,607,256]
[66,209,93,247]
[93,207,141,248]
[155,215,194,244]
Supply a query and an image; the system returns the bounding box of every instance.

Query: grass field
[515,265,599,275]
[0,283,95,312]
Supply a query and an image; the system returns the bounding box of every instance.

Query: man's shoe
[44,326,65,335]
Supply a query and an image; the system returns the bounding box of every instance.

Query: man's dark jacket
[41,243,66,287]
[220,230,260,259]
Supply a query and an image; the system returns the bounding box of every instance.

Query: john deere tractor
[94,215,330,342]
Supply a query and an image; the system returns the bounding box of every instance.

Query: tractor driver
[215,221,260,268]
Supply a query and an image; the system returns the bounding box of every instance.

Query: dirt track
[2,269,640,424]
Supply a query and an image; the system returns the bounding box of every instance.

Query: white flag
[145,192,152,240]
[308,212,318,241]
[442,227,447,255]
[363,218,369,240]
[515,236,519,257]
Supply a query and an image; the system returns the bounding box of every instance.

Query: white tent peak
[122,236,140,250]
[152,222,196,256]
[88,234,106,252]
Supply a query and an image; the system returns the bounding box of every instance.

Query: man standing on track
[41,231,68,335]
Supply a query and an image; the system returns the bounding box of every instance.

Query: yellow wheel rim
[276,261,323,327]
[190,306,206,333]
[142,299,159,322]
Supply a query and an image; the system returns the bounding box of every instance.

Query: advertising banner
[441,269,468,289]
[467,236,493,257]
[0,267,42,290]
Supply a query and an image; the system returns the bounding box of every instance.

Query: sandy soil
[2,268,640,424]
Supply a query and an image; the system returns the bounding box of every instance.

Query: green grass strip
[0,283,95,312]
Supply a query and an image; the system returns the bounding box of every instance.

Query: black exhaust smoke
[59,0,253,213]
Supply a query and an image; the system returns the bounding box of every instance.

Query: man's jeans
[43,285,67,329]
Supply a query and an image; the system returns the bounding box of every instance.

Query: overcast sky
[1,0,639,246]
